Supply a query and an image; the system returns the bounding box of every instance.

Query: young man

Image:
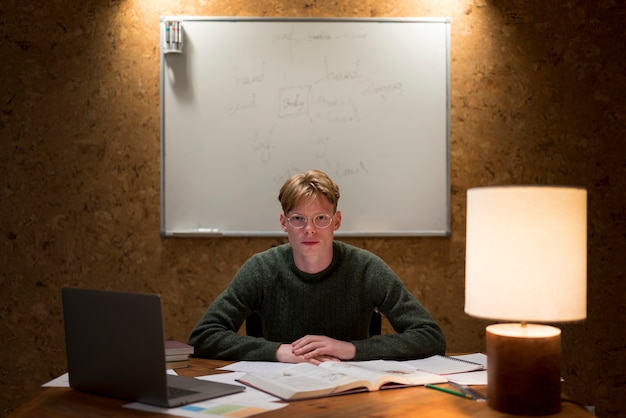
[188,169,446,363]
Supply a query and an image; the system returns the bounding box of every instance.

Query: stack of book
[164,340,194,369]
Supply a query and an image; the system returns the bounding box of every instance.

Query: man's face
[280,195,341,266]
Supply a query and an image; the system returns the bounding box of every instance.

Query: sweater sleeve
[350,253,446,360]
[187,256,282,361]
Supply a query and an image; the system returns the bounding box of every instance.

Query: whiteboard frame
[160,16,451,237]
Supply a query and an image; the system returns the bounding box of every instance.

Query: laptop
[61,287,245,408]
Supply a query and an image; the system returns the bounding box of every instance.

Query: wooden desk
[8,358,592,418]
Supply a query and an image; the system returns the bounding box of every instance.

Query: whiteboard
[160,17,450,237]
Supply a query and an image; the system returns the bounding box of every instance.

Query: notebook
[61,287,245,408]
[404,354,485,375]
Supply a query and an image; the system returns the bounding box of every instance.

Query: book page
[280,363,364,390]
[318,362,386,387]
[320,361,446,388]
[238,362,369,399]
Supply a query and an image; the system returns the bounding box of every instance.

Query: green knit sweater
[188,241,446,361]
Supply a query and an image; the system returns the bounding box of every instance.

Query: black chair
[246,310,382,338]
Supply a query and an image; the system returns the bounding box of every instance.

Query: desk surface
[9,358,592,418]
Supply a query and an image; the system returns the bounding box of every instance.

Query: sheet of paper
[125,371,286,417]
[42,366,180,388]
[218,361,293,374]
[42,369,286,418]
[445,370,488,386]
[42,368,182,387]
[403,354,485,375]
[450,353,487,368]
[197,372,282,402]
[42,373,70,387]
[125,397,286,418]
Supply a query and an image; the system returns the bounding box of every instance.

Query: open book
[236,360,447,401]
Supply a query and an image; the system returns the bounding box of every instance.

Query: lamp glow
[465,186,587,416]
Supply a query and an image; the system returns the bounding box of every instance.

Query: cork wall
[1,0,625,416]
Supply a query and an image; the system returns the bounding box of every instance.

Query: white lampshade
[465,186,587,322]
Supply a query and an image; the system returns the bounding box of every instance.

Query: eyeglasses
[286,214,334,229]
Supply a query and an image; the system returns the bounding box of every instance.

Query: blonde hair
[278,169,340,214]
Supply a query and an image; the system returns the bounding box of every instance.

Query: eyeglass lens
[288,214,333,228]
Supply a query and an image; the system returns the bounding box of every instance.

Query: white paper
[124,397,286,418]
[445,370,488,386]
[42,372,70,387]
[403,354,485,375]
[450,353,487,368]
[217,361,293,374]
[197,372,282,402]
[124,372,287,418]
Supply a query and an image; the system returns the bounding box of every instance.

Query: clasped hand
[276,335,356,365]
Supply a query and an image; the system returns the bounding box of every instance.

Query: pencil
[425,384,473,399]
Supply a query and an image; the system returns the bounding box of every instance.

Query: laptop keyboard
[168,386,200,399]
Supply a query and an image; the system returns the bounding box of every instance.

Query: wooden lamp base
[486,323,562,416]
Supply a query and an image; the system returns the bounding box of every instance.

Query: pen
[425,384,473,400]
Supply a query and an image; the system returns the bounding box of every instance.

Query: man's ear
[279,213,288,231]
[333,211,342,230]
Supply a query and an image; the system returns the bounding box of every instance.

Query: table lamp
[465,186,587,416]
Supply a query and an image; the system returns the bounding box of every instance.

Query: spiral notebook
[403,354,486,375]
